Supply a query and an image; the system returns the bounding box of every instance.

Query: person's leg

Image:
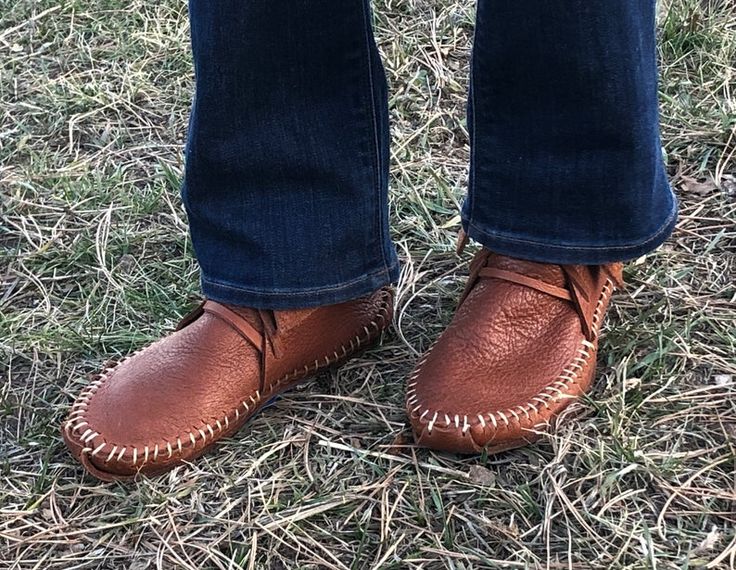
[184,0,399,309]
[407,0,676,453]
[463,0,676,264]
[62,0,398,481]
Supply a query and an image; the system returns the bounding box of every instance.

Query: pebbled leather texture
[406,249,623,454]
[62,288,394,481]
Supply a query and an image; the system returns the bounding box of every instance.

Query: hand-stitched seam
[407,280,614,436]
[66,293,392,469]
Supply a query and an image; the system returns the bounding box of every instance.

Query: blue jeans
[182,1,677,310]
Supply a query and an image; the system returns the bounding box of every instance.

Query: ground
[1,0,735,568]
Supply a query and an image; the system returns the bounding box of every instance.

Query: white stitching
[427,412,438,433]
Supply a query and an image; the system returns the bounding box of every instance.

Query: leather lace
[178,301,282,391]
[459,250,623,341]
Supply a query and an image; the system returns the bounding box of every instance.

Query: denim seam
[361,0,391,276]
[466,7,480,228]
[201,260,399,298]
[466,189,677,252]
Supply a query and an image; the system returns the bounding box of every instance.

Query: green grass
[1,0,735,568]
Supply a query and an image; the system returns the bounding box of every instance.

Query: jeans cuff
[200,260,401,310]
[463,196,678,265]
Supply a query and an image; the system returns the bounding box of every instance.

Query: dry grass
[1,0,735,568]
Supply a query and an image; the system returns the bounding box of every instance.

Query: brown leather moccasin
[62,288,393,481]
[406,249,623,454]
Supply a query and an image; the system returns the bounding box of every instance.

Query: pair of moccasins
[62,248,622,481]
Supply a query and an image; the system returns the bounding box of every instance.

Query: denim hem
[463,195,678,265]
[200,259,401,310]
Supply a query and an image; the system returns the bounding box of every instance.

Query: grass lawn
[1,0,735,568]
